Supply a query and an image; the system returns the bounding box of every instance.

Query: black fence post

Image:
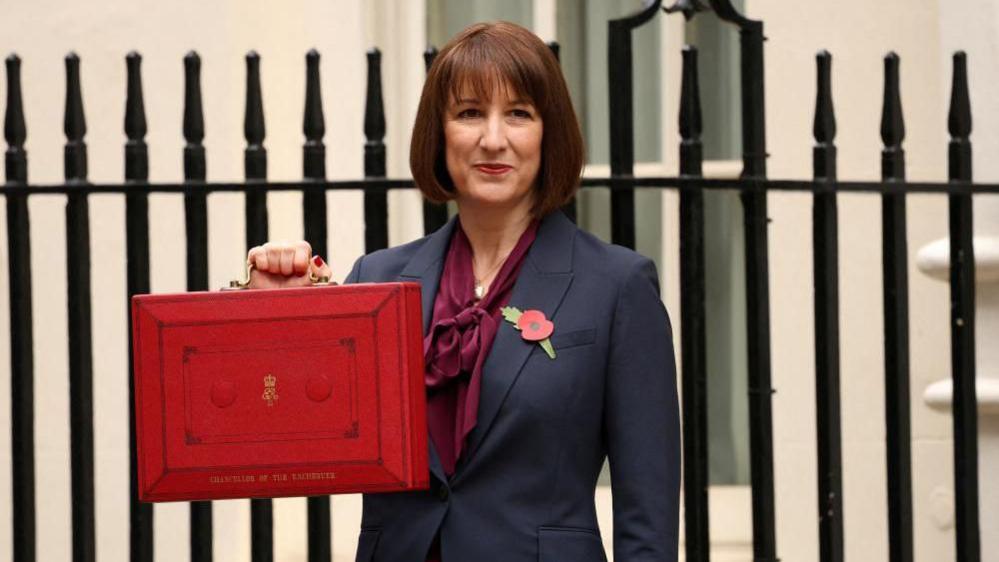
[303,49,329,263]
[124,51,154,562]
[421,47,449,236]
[677,44,710,562]
[5,52,35,562]
[706,1,778,558]
[946,51,980,562]
[245,51,269,248]
[182,50,214,562]
[364,48,388,252]
[66,52,98,562]
[880,51,914,562]
[302,48,333,562]
[244,49,274,562]
[812,49,844,562]
[607,0,661,250]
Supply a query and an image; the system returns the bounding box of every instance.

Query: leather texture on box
[130,282,428,502]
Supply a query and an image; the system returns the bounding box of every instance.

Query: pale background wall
[0,0,993,560]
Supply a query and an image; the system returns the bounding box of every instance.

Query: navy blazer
[346,210,680,562]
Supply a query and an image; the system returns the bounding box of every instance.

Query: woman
[248,21,679,562]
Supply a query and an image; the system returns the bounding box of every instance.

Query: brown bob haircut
[410,21,585,217]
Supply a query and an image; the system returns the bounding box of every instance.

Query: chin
[463,191,530,210]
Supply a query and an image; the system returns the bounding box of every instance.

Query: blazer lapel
[398,216,458,334]
[460,211,576,469]
[398,215,457,484]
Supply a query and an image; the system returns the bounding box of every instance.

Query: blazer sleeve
[605,257,681,562]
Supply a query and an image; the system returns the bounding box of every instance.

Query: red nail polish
[313,255,325,268]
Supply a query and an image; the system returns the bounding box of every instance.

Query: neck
[456,198,535,268]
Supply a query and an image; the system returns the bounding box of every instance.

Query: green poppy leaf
[539,338,556,360]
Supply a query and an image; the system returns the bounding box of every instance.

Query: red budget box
[130,282,428,502]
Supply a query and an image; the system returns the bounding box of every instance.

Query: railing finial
[5,54,26,149]
[64,52,86,143]
[423,46,438,73]
[125,51,147,142]
[679,45,703,144]
[814,50,836,145]
[5,53,28,183]
[547,41,560,62]
[64,52,88,181]
[364,47,386,178]
[880,52,905,150]
[244,50,265,147]
[183,51,205,146]
[304,49,325,144]
[948,51,971,141]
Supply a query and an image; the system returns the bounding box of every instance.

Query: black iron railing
[2,1,984,561]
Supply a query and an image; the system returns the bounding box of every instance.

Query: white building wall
[0,0,992,561]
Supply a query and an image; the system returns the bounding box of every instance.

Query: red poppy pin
[501,306,556,359]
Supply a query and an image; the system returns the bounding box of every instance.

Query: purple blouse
[422,217,539,562]
[423,217,540,476]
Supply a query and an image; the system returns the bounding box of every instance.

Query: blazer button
[437,486,449,502]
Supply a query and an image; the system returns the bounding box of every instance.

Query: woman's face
[443,80,543,214]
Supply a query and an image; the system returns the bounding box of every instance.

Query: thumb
[309,255,334,283]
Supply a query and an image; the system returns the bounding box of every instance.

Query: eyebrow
[453,97,531,106]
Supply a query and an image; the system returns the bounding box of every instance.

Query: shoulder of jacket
[572,227,654,281]
[353,234,431,280]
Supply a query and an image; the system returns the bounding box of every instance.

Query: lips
[474,163,512,175]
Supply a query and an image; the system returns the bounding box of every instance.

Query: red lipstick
[474,163,512,175]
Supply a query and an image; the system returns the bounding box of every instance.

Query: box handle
[224,261,333,291]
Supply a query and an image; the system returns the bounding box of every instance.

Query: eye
[457,108,482,119]
[510,108,534,119]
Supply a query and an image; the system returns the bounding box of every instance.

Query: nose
[478,113,508,152]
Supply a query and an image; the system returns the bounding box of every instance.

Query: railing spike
[304,49,325,143]
[244,51,265,146]
[183,51,205,145]
[813,50,836,144]
[5,54,27,149]
[880,52,905,149]
[948,51,971,140]
[64,52,87,181]
[301,48,331,557]
[679,45,703,143]
[421,45,449,235]
[5,53,28,183]
[64,52,86,143]
[364,48,385,153]
[125,52,147,142]
[945,48,981,562]
[423,46,438,73]
[363,47,387,251]
[547,41,560,61]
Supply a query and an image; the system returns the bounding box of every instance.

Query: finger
[247,245,262,266]
[297,240,312,259]
[250,246,269,272]
[279,247,294,276]
[249,268,313,289]
[266,244,282,274]
[312,255,333,280]
[293,244,310,275]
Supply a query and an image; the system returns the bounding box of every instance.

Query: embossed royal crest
[262,373,278,406]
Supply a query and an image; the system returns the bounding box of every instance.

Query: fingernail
[313,255,325,268]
